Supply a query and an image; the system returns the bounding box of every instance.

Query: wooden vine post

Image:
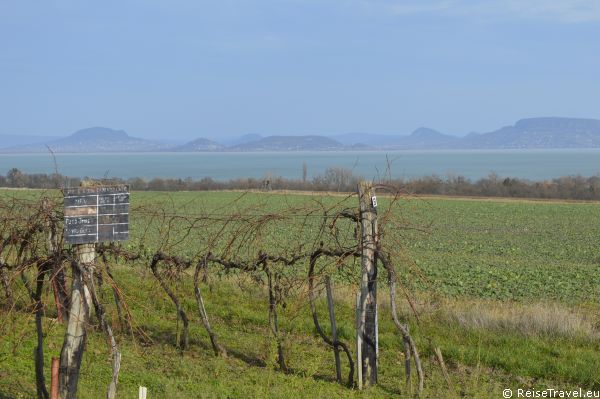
[51,357,59,399]
[58,183,129,399]
[357,181,379,388]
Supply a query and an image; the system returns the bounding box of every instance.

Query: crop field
[1,189,600,398]
[116,190,600,302]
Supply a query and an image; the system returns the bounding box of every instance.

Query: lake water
[1,150,599,181]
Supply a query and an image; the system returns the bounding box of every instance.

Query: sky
[1,0,599,141]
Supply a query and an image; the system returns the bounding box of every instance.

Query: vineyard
[1,188,600,398]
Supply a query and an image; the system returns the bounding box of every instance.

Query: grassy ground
[1,189,600,398]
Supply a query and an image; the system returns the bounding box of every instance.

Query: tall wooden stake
[50,358,59,399]
[58,243,94,399]
[357,181,378,387]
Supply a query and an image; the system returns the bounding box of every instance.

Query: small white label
[371,196,377,207]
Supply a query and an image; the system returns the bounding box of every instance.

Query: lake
[1,150,599,181]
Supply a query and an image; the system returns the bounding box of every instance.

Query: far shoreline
[3,147,600,156]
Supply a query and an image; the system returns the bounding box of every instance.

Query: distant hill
[333,127,458,149]
[399,127,459,148]
[331,133,399,147]
[229,135,347,151]
[333,132,401,146]
[173,137,225,151]
[231,133,263,146]
[333,117,600,149]
[2,117,600,153]
[5,127,167,153]
[0,134,61,149]
[460,117,600,148]
[214,133,263,147]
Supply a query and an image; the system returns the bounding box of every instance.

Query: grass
[441,300,600,340]
[1,189,600,397]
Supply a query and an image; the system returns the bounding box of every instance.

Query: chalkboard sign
[64,185,129,244]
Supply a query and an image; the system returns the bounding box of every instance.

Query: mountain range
[2,117,600,153]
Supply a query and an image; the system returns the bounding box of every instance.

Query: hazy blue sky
[1,0,599,141]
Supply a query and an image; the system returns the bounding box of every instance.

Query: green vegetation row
[124,190,600,304]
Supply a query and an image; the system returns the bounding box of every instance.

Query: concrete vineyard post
[356,292,362,390]
[58,243,94,399]
[325,276,342,383]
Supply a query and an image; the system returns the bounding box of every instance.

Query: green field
[1,189,600,398]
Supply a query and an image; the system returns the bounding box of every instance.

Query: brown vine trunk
[193,261,226,357]
[89,269,121,399]
[44,198,69,322]
[267,270,287,372]
[0,259,13,310]
[325,276,342,383]
[308,249,356,387]
[34,264,49,399]
[403,332,412,385]
[105,264,125,330]
[379,252,424,395]
[150,254,189,350]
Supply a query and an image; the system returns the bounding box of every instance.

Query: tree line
[2,166,600,200]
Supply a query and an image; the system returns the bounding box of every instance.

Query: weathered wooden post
[51,357,59,399]
[58,183,129,399]
[357,181,378,387]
